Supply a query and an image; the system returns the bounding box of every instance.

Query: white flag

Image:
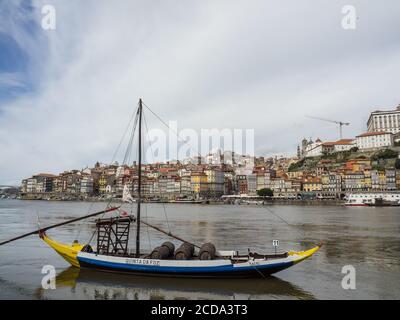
[122,184,135,203]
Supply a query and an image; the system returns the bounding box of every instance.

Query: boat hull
[41,234,321,279]
[76,246,319,279]
[78,257,294,278]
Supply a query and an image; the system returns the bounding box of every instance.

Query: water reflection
[37,267,315,300]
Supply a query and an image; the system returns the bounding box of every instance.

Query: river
[0,199,399,300]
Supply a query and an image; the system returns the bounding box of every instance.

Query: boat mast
[136,98,143,258]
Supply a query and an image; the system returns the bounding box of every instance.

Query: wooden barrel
[161,241,175,256]
[150,242,175,259]
[150,246,171,259]
[174,242,195,260]
[199,243,216,260]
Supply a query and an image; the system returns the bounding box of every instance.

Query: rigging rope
[75,201,94,241]
[123,104,140,166]
[86,201,115,246]
[142,101,203,160]
[145,204,152,250]
[143,110,171,234]
[263,206,319,247]
[86,102,140,246]
[110,107,137,165]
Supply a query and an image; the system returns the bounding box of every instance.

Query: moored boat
[345,192,400,206]
[41,232,321,278]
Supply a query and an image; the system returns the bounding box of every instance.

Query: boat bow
[287,243,322,264]
[40,232,84,268]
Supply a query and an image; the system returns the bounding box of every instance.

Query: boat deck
[91,251,289,263]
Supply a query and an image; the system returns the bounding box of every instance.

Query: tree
[257,188,273,197]
[288,158,305,172]
[371,149,398,161]
[350,146,359,152]
[395,158,400,170]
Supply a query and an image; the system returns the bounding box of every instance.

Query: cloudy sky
[0,0,400,185]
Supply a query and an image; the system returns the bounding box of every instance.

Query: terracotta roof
[356,131,391,138]
[35,173,57,177]
[322,139,353,146]
[334,139,354,145]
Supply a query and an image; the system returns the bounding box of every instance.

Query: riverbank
[261,199,343,206]
[16,195,344,206]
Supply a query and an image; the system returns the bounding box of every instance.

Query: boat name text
[126,258,160,266]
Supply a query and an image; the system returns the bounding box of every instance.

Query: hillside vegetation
[289,148,399,172]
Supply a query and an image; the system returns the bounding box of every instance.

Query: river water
[0,199,399,300]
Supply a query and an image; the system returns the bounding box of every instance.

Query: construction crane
[306,116,350,139]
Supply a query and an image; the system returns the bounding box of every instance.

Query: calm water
[0,199,399,300]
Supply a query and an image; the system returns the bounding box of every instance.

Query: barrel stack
[174,242,195,260]
[198,243,216,260]
[150,241,175,259]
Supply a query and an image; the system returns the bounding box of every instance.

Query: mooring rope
[263,205,320,247]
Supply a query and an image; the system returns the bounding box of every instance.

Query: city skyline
[1,1,400,185]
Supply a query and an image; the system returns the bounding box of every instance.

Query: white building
[116,166,125,177]
[234,154,254,167]
[367,104,400,134]
[222,151,235,165]
[182,156,204,165]
[355,131,393,150]
[205,150,222,165]
[299,138,322,158]
[80,176,94,194]
[234,167,253,176]
[26,178,37,193]
[332,139,355,152]
[307,145,323,157]
[300,138,355,158]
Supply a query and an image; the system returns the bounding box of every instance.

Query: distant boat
[1,99,321,279]
[170,199,204,204]
[345,192,400,206]
[366,198,400,207]
[243,200,264,205]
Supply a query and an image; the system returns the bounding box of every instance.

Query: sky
[0,0,400,185]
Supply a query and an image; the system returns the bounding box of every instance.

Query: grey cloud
[0,0,400,184]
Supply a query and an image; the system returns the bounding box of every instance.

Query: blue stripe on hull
[78,256,293,274]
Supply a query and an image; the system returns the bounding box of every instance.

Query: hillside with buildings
[19,104,400,201]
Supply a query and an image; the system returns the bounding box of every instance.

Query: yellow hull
[288,243,322,264]
[41,234,84,268]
